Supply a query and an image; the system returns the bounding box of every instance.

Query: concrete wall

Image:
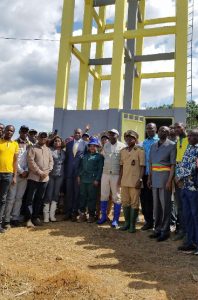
[53,108,186,138]
[53,109,122,137]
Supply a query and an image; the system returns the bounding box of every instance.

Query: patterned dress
[176,144,198,191]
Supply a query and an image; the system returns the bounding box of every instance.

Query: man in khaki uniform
[119,130,145,233]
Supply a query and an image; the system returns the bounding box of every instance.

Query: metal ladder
[187,0,194,102]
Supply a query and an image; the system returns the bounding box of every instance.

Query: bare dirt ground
[0,217,198,300]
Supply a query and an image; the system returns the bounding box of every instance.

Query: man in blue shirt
[140,123,159,230]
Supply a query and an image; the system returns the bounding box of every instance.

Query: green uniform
[78,152,104,216]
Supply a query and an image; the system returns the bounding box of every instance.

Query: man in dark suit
[64,128,87,221]
[148,126,176,241]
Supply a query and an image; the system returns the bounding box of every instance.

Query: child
[119,130,145,233]
[77,137,104,223]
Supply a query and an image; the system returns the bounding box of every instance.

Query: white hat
[108,129,119,135]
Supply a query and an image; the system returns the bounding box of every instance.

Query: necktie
[73,142,78,157]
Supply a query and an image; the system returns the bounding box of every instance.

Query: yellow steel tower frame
[54,0,188,137]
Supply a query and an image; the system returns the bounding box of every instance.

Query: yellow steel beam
[105,23,114,30]
[93,8,104,30]
[70,32,114,44]
[92,7,106,110]
[144,17,176,26]
[77,0,93,110]
[132,0,146,109]
[105,18,176,30]
[124,25,176,39]
[55,0,75,109]
[174,0,188,108]
[70,26,176,45]
[105,23,127,31]
[72,46,87,64]
[109,0,127,109]
[72,45,100,80]
[141,72,175,79]
[100,73,175,80]
[89,67,101,80]
[101,75,111,81]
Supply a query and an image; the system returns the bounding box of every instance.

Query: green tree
[147,104,173,110]
[146,101,198,129]
[186,100,198,129]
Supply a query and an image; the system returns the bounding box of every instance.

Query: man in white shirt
[4,125,30,228]
[98,129,125,227]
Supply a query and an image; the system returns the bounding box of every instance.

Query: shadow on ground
[44,218,198,300]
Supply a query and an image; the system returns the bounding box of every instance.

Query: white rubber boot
[43,203,50,223]
[26,219,35,228]
[50,201,57,222]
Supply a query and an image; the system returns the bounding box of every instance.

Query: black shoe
[149,232,161,239]
[32,218,43,226]
[3,222,11,230]
[87,216,95,223]
[141,223,153,231]
[172,230,185,241]
[157,234,170,242]
[71,214,77,222]
[63,214,71,221]
[178,244,196,252]
[77,213,87,223]
[11,220,20,227]
[0,226,5,233]
[119,225,130,231]
[193,249,198,255]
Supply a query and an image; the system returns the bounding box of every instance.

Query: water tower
[53,0,190,141]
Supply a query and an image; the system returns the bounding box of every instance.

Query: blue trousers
[44,176,63,204]
[181,189,198,247]
[175,187,185,233]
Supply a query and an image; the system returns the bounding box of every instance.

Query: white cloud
[0,0,63,132]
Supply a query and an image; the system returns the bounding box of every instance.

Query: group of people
[0,122,197,255]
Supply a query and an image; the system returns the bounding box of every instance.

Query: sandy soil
[0,218,198,300]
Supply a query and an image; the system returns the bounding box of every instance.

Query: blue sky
[0,0,197,135]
